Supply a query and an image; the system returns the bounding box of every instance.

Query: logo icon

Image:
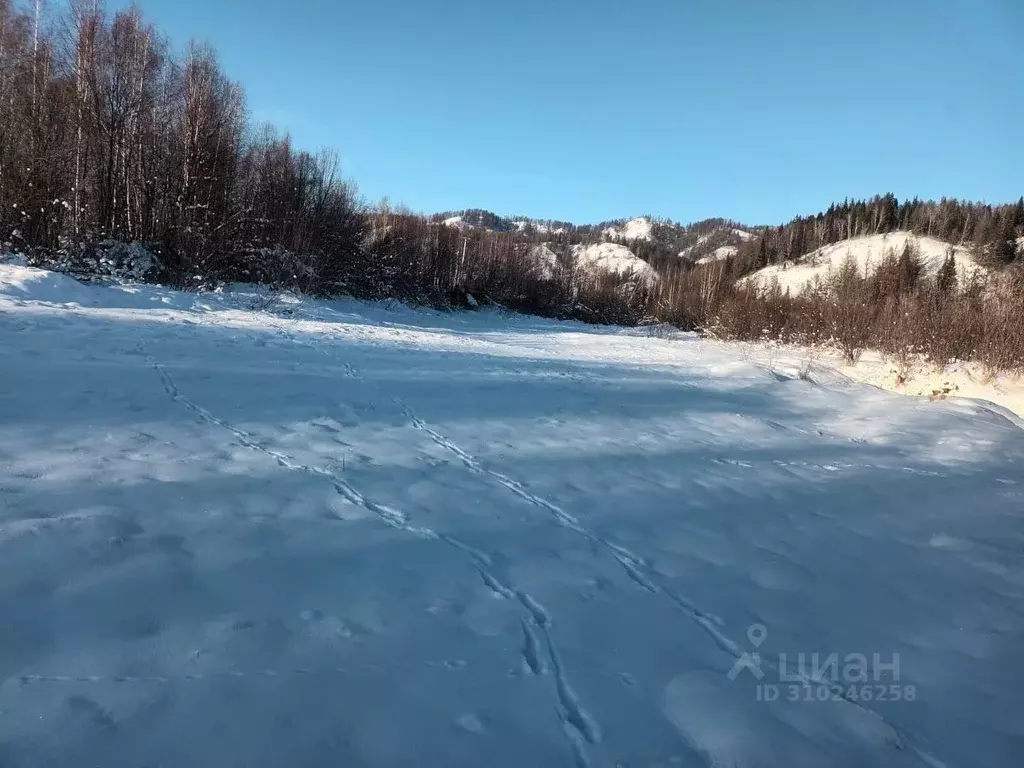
[727,623,767,680]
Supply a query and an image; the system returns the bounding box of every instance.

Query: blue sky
[112,0,1021,225]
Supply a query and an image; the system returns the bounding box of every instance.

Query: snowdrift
[0,262,101,304]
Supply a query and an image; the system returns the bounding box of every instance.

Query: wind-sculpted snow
[2,264,1023,767]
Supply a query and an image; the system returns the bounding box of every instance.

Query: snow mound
[0,251,27,267]
[732,228,755,241]
[739,232,985,294]
[0,263,99,304]
[603,217,654,242]
[0,262,244,311]
[571,242,657,283]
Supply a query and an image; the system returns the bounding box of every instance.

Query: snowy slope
[570,242,657,283]
[442,215,471,230]
[527,243,559,279]
[696,245,738,264]
[2,265,1023,768]
[676,237,710,259]
[740,232,985,294]
[677,225,755,261]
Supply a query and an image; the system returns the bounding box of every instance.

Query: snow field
[1,263,1022,767]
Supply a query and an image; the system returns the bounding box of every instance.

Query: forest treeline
[726,193,1024,277]
[2,2,1023,369]
[0,0,366,292]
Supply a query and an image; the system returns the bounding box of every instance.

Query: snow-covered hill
[2,263,1023,767]
[436,210,570,236]
[570,242,657,283]
[676,225,756,263]
[435,212,661,283]
[512,220,568,236]
[739,232,985,294]
[436,209,520,232]
[434,210,760,281]
[602,216,655,242]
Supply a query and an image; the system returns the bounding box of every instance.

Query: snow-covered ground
[740,232,985,294]
[2,264,1023,768]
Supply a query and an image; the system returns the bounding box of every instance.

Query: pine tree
[896,242,921,292]
[936,251,958,294]
[755,237,769,269]
[991,216,1019,265]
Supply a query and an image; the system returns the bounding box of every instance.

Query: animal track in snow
[148,354,603,765]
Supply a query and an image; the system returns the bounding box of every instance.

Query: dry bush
[826,256,873,364]
[975,270,1024,374]
[874,295,917,384]
[688,250,1021,379]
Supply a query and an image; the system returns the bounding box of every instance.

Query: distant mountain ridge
[431,194,1024,287]
[430,209,761,269]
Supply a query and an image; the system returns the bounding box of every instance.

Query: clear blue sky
[112,0,1021,225]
